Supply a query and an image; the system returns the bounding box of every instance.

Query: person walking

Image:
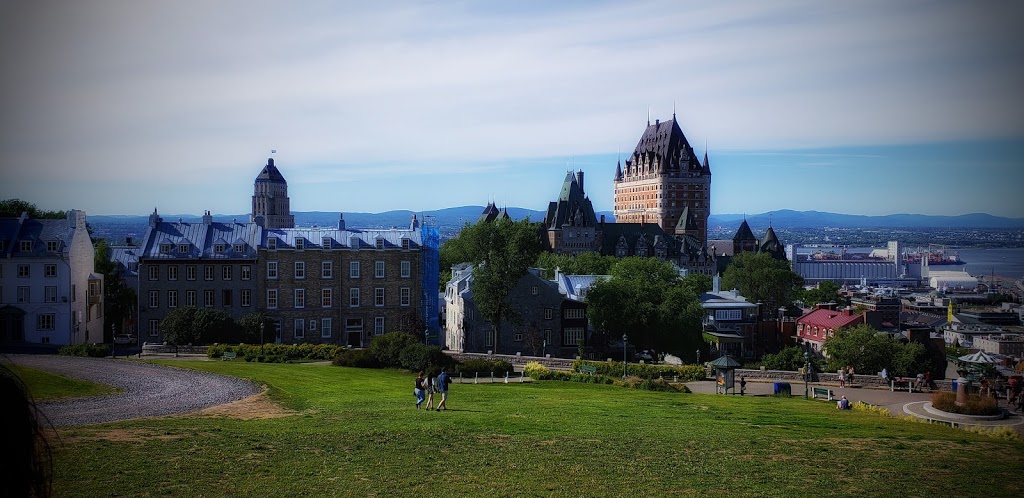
[424,373,436,410]
[435,368,451,411]
[739,376,747,396]
[414,371,426,409]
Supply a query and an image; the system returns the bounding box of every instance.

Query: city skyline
[2,1,1022,217]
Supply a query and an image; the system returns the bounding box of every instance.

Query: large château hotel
[613,114,712,245]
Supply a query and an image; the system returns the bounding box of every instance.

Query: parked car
[113,334,134,345]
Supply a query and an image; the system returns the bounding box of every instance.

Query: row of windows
[148,289,252,308]
[265,260,412,280]
[148,316,386,338]
[0,286,61,304]
[7,240,61,252]
[507,328,584,346]
[148,265,252,281]
[269,237,412,251]
[159,243,247,254]
[264,287,412,309]
[1,264,59,279]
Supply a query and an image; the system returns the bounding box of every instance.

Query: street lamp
[803,351,810,399]
[696,349,701,365]
[260,320,266,357]
[622,334,628,378]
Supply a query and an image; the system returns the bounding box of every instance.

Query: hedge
[207,343,345,362]
[58,343,111,357]
[571,359,705,381]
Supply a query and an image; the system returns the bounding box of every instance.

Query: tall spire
[647,106,651,126]
[673,100,676,121]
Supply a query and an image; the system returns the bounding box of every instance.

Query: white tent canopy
[958,351,998,364]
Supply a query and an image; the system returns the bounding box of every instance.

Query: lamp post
[622,334,628,378]
[803,351,810,399]
[260,320,266,357]
[696,349,701,365]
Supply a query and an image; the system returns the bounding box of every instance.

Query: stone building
[260,214,424,347]
[445,266,583,357]
[251,157,295,229]
[0,210,103,345]
[136,210,262,343]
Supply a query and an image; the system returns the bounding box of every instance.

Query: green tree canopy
[534,251,618,279]
[94,240,137,342]
[798,281,844,307]
[721,252,803,316]
[160,307,238,345]
[237,312,273,344]
[586,257,703,358]
[823,324,930,377]
[0,198,66,219]
[760,346,825,372]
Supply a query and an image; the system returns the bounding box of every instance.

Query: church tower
[251,157,295,229]
[613,114,711,245]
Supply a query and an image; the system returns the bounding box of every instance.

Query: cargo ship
[902,245,966,266]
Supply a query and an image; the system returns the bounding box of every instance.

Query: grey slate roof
[543,172,598,229]
[623,117,701,174]
[264,226,422,250]
[555,273,609,301]
[732,220,756,242]
[0,214,73,258]
[598,222,675,256]
[255,158,287,183]
[141,220,262,260]
[109,245,140,277]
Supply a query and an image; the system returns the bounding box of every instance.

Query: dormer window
[160,244,172,254]
[268,237,278,250]
[295,238,304,250]
[178,244,189,253]
[46,240,59,252]
[233,244,244,253]
[401,239,410,250]
[214,244,225,253]
[376,238,385,250]
[20,240,32,252]
[322,237,331,250]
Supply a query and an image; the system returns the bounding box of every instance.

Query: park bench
[890,379,912,392]
[580,365,597,375]
[222,351,237,361]
[812,387,834,401]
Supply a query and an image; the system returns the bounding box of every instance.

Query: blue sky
[1,1,1022,217]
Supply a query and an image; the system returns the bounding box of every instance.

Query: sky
[1,1,1022,218]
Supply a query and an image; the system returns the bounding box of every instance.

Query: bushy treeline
[58,343,111,357]
[524,362,690,392]
[331,332,514,376]
[160,308,271,346]
[207,343,344,363]
[571,359,705,381]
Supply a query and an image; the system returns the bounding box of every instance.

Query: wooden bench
[580,365,597,375]
[812,387,834,401]
[222,351,237,361]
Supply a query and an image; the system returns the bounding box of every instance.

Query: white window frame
[294,319,305,338]
[267,289,278,309]
[375,287,385,307]
[17,286,29,303]
[241,289,251,307]
[375,261,385,278]
[222,265,232,280]
[267,261,278,279]
[168,290,177,308]
[46,240,59,252]
[168,266,178,281]
[322,318,332,338]
[149,319,160,337]
[241,265,251,280]
[149,290,159,308]
[400,287,411,307]
[204,289,214,307]
[44,264,57,278]
[322,288,332,308]
[294,288,305,309]
[322,261,332,279]
[294,261,305,279]
[148,266,158,280]
[37,313,55,331]
[186,265,196,281]
[17,264,29,278]
[350,261,360,278]
[350,288,360,307]
[374,316,385,335]
[401,260,411,278]
[44,286,57,303]
[186,290,197,307]
[295,238,304,250]
[204,265,214,281]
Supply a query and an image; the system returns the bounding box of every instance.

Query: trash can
[773,382,791,395]
[951,380,957,392]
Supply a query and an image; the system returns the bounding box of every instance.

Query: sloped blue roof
[141,221,261,260]
[0,215,73,258]
[264,227,422,250]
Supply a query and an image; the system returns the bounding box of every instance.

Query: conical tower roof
[733,219,756,242]
[256,157,286,183]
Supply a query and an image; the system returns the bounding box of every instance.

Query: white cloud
[1,0,1021,215]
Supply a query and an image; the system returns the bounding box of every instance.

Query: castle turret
[251,157,294,229]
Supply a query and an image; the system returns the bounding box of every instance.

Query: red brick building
[796,305,882,353]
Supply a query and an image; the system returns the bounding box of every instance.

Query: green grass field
[49,361,1023,497]
[8,363,118,400]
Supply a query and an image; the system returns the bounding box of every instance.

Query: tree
[721,252,803,317]
[586,257,704,357]
[238,312,272,344]
[161,308,201,346]
[761,346,825,372]
[457,218,542,354]
[799,281,844,307]
[94,240,137,342]
[0,198,65,219]
[823,324,901,375]
[193,309,237,344]
[534,251,618,279]
[680,273,713,295]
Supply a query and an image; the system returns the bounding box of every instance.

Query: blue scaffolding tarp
[421,224,440,343]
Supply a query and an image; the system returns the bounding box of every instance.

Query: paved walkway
[686,379,1024,435]
[5,355,260,426]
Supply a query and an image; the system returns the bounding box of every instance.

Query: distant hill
[87,208,1023,243]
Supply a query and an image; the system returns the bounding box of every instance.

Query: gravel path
[5,355,261,427]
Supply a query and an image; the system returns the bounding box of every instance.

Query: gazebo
[709,354,741,394]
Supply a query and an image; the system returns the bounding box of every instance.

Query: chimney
[338,213,346,231]
[576,171,584,193]
[411,214,419,230]
[843,306,853,317]
[125,236,134,246]
[202,210,212,225]
[600,214,605,224]
[713,274,720,293]
[148,208,161,227]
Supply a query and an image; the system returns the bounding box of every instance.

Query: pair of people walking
[414,369,451,411]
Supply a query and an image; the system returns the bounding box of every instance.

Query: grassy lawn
[50,361,1022,497]
[8,363,118,400]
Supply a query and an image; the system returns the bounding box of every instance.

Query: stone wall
[733,367,952,391]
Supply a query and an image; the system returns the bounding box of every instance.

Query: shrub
[332,349,381,368]
[455,358,514,376]
[206,343,345,362]
[571,359,704,381]
[930,392,1001,416]
[370,332,421,368]
[58,343,110,357]
[523,362,551,380]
